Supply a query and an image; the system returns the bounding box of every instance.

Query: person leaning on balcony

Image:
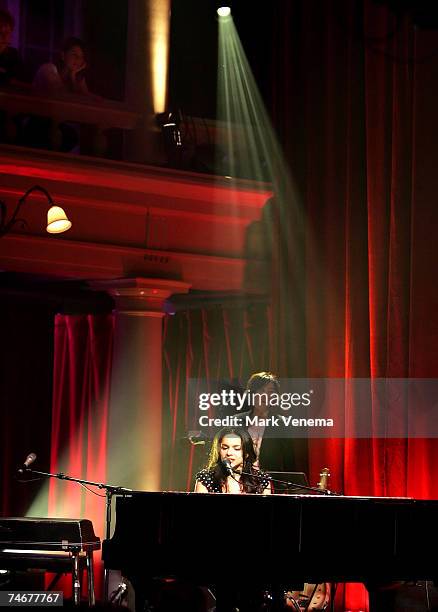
[0,9,26,144]
[30,37,101,152]
[33,37,90,97]
[0,9,21,87]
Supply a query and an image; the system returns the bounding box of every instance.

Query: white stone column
[91,278,190,491]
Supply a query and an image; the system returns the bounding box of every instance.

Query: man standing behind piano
[240,371,307,474]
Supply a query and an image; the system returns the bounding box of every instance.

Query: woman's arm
[262,482,272,495]
[33,63,63,95]
[194,480,209,493]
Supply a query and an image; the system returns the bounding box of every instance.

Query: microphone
[187,431,208,446]
[18,452,37,474]
[222,459,233,475]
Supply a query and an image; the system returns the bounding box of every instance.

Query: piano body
[0,517,100,605]
[103,491,438,608]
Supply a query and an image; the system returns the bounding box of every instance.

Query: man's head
[246,371,280,394]
[0,10,14,54]
[246,371,280,414]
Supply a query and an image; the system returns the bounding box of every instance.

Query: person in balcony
[33,37,90,97]
[29,38,102,152]
[0,9,25,143]
[0,9,21,87]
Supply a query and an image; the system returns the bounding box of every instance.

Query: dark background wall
[0,295,54,517]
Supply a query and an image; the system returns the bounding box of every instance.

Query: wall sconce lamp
[0,185,72,238]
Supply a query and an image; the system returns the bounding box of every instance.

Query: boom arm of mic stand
[236,469,341,495]
[21,468,132,493]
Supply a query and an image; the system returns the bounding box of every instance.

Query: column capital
[89,277,191,316]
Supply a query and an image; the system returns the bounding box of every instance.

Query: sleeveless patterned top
[195,467,271,493]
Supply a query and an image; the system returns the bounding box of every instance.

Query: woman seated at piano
[194,426,272,494]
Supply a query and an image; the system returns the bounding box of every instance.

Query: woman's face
[63,45,85,71]
[219,434,244,471]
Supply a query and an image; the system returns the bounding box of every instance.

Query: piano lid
[0,517,100,551]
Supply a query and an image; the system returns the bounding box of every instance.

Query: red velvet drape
[271,1,438,609]
[270,0,438,497]
[47,314,114,598]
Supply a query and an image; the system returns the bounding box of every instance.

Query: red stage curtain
[271,1,438,609]
[47,314,114,598]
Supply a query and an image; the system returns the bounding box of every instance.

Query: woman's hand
[71,62,87,81]
[69,62,89,95]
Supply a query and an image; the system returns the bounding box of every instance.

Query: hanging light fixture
[0,185,72,237]
[46,205,71,234]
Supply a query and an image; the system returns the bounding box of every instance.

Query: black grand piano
[103,491,438,609]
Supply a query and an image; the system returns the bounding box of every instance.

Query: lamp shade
[46,205,72,234]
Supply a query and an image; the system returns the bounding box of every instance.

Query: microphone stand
[18,467,132,603]
[232,468,341,495]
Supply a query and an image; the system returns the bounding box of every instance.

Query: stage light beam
[216,10,311,302]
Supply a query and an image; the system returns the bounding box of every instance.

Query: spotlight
[217,6,231,17]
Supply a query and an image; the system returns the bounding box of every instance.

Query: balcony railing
[0,85,140,158]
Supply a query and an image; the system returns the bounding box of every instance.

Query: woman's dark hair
[62,37,86,56]
[206,427,265,493]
